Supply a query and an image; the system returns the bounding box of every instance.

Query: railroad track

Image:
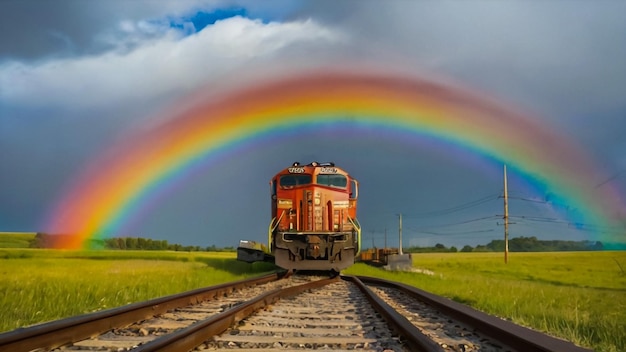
[0,273,591,352]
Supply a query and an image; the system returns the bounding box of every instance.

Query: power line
[413,228,495,236]
[404,194,500,218]
[508,215,568,224]
[506,196,548,204]
[509,215,625,234]
[407,215,501,231]
[413,232,499,240]
[595,169,625,188]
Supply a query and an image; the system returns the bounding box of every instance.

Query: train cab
[269,162,361,271]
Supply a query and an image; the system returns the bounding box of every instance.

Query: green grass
[1,249,623,351]
[0,232,36,248]
[0,249,275,332]
[345,251,626,352]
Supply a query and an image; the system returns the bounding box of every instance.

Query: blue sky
[169,8,249,35]
[1,0,625,249]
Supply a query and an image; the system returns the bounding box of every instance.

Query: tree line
[404,236,605,253]
[29,233,235,252]
[29,233,610,252]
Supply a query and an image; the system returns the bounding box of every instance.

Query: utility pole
[398,213,403,255]
[504,165,509,264]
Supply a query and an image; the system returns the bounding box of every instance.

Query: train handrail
[348,216,362,255]
[267,210,286,253]
[267,217,276,253]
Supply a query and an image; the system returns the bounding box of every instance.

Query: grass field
[0,249,274,333]
[0,232,35,248]
[0,249,623,351]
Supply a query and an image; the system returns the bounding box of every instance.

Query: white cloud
[0,16,344,110]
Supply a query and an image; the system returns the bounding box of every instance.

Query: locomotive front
[269,162,361,271]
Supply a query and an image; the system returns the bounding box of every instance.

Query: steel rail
[357,275,592,352]
[134,276,340,352]
[342,275,444,352]
[0,271,286,352]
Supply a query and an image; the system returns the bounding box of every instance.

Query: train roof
[274,162,353,178]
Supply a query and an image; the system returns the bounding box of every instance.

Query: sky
[1,0,625,249]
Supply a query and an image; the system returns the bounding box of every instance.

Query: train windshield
[280,174,312,188]
[317,174,348,188]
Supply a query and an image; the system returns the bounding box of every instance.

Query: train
[238,162,361,271]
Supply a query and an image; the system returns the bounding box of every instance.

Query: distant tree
[170,244,182,251]
[102,238,113,249]
[125,237,137,249]
[486,240,505,252]
[473,245,490,252]
[449,246,458,253]
[30,233,48,248]
[460,245,473,252]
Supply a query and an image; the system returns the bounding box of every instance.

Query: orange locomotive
[269,162,361,271]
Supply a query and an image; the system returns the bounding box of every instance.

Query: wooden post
[504,165,509,264]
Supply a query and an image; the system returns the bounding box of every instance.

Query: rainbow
[44,69,626,248]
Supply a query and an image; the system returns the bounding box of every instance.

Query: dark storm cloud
[301,1,626,114]
[0,102,166,232]
[298,0,626,184]
[129,130,507,248]
[0,0,149,60]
